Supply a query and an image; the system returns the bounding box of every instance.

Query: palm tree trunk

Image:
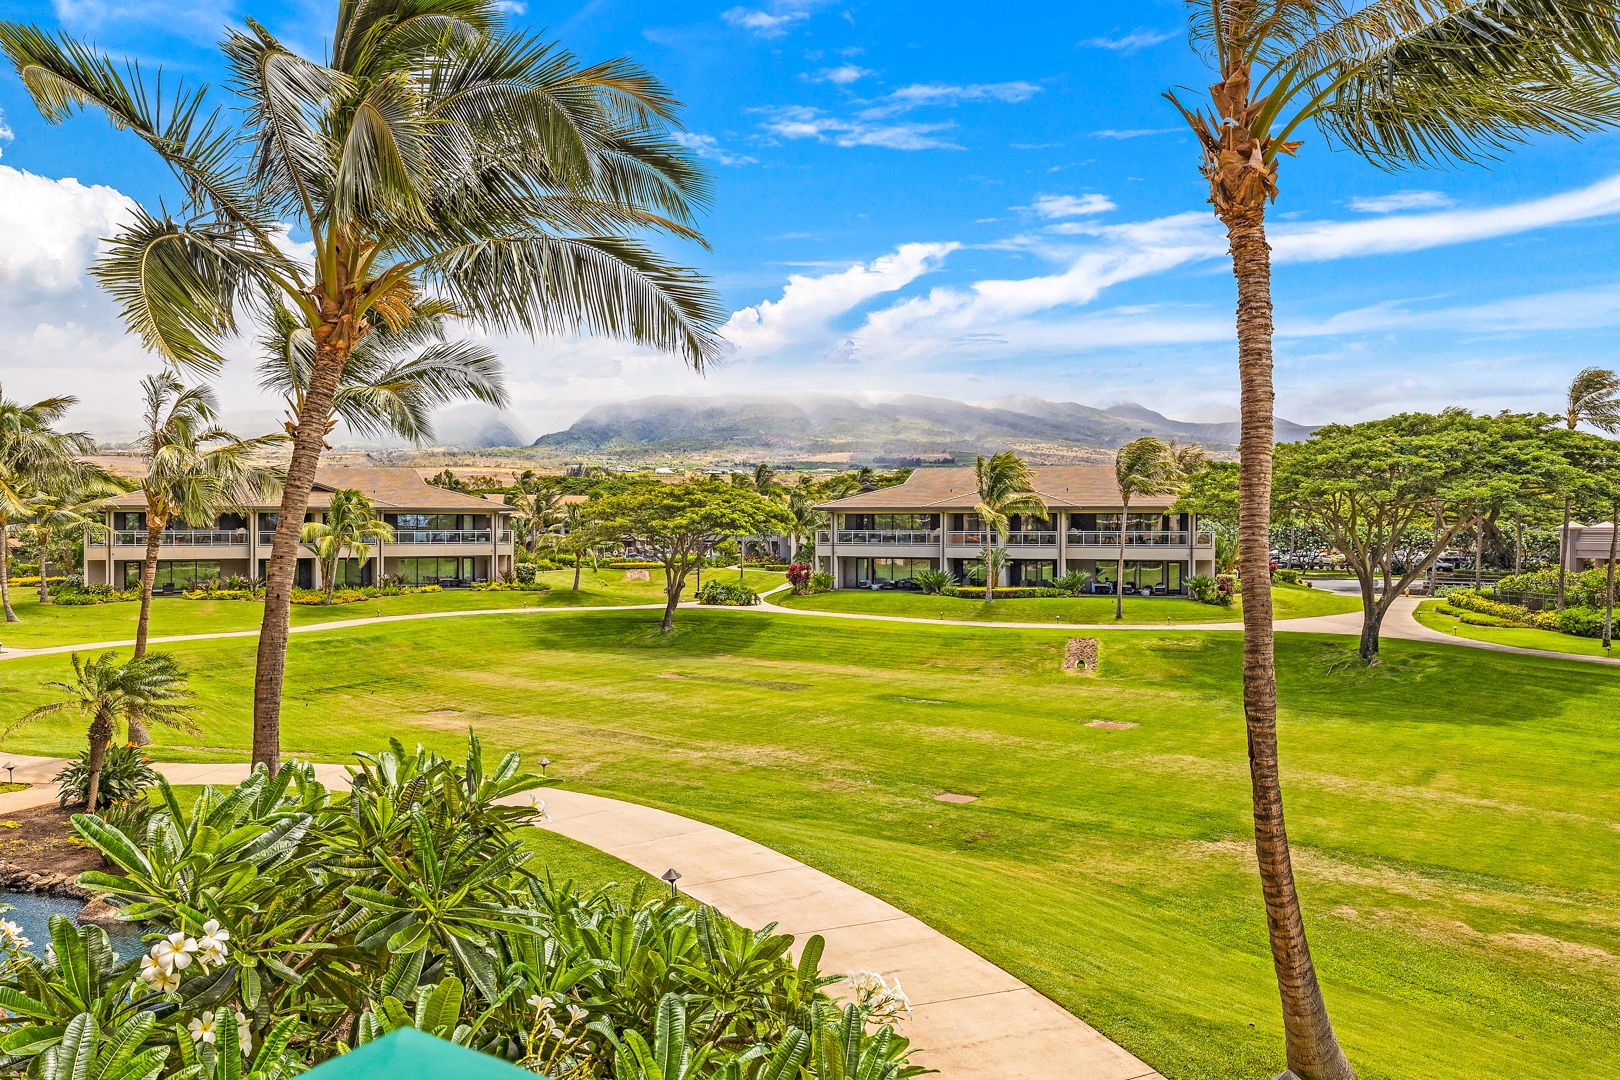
[0,516,16,623]
[1558,497,1572,611]
[252,338,348,774]
[1116,501,1127,620]
[573,557,581,591]
[37,534,49,604]
[84,714,112,812]
[1604,503,1617,652]
[1227,213,1355,1080]
[1473,513,1483,590]
[126,518,164,747]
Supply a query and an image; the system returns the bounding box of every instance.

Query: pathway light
[661,867,681,898]
[538,756,550,775]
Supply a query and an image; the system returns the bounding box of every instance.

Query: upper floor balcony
[1067,530,1215,548]
[818,529,939,546]
[113,529,249,548]
[256,529,513,546]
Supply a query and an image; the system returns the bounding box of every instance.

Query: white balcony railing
[114,529,248,547]
[390,530,495,544]
[1067,530,1215,547]
[833,530,939,545]
[1004,531,1059,547]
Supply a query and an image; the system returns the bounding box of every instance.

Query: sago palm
[7,651,197,810]
[1559,367,1620,608]
[301,489,394,604]
[1112,437,1188,620]
[1166,5,1620,1076]
[0,390,96,622]
[971,452,1045,602]
[0,1,723,773]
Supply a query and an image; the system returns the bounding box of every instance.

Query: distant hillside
[529,394,1316,465]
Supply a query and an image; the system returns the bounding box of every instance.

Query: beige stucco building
[815,466,1215,593]
[86,467,515,591]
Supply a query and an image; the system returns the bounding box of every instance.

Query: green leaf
[70,815,151,875]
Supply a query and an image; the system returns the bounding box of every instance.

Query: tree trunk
[984,545,996,603]
[1605,503,1617,652]
[1226,213,1356,1080]
[84,715,113,812]
[324,554,336,605]
[1514,515,1522,577]
[1473,513,1483,590]
[1116,501,1128,619]
[127,516,164,747]
[1558,497,1571,611]
[38,537,49,604]
[573,558,581,591]
[661,561,685,632]
[252,335,349,774]
[1358,593,1394,664]
[0,517,15,623]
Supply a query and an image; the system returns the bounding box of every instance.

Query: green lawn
[0,569,784,650]
[0,607,1612,1079]
[776,580,1357,623]
[1414,599,1618,658]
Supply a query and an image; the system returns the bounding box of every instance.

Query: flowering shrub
[786,563,812,593]
[696,580,761,605]
[286,584,443,605]
[3,737,923,1079]
[470,580,551,593]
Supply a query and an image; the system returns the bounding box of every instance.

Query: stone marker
[624,569,651,582]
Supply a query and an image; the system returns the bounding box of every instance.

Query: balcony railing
[1004,531,1059,547]
[390,530,494,544]
[831,530,939,545]
[1066,530,1215,547]
[113,529,248,547]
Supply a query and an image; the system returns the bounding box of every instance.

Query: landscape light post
[662,867,681,898]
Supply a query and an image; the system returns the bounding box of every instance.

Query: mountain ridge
[529,393,1317,465]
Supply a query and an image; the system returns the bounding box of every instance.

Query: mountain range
[529,394,1316,465]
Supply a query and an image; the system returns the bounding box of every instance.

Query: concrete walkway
[0,753,1159,1080]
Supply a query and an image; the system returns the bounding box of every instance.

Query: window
[114,512,146,531]
[1010,560,1056,586]
[387,514,488,531]
[393,557,476,585]
[125,560,222,590]
[853,557,934,583]
[840,514,937,531]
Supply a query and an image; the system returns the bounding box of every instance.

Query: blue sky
[1,0,1618,442]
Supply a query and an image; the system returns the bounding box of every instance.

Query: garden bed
[0,802,103,899]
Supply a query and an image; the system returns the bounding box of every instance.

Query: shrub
[786,563,811,593]
[53,744,158,810]
[1273,568,1303,584]
[913,567,955,595]
[61,572,85,591]
[1441,589,1609,637]
[287,584,443,605]
[1053,569,1093,597]
[1187,574,1222,604]
[6,576,65,588]
[696,579,761,606]
[471,581,551,593]
[809,571,834,593]
[514,561,537,584]
[941,586,1063,600]
[1216,574,1239,605]
[54,591,139,606]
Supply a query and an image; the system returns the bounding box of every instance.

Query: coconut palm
[0,2,724,773]
[971,452,1045,602]
[551,503,598,590]
[1112,438,1190,620]
[508,485,564,558]
[784,490,828,563]
[18,482,117,604]
[7,651,197,810]
[0,391,96,622]
[1166,8,1620,1076]
[301,489,394,605]
[1559,368,1620,609]
[967,545,1011,595]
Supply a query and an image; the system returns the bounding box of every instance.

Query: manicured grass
[0,608,1611,1079]
[775,581,1357,623]
[1414,599,1617,657]
[0,570,784,650]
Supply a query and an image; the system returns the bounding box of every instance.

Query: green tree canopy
[589,481,791,631]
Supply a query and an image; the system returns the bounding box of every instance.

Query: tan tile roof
[816,466,1175,512]
[104,466,512,513]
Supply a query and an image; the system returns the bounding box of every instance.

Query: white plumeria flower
[187,1012,217,1044]
[526,994,548,1012]
[565,1004,587,1027]
[234,1009,252,1056]
[151,933,198,973]
[139,954,180,993]
[196,920,230,966]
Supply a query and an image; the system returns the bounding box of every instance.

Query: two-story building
[815,465,1215,594]
[85,466,516,592]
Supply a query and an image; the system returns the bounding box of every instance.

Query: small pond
[0,891,146,959]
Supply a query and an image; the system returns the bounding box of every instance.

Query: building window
[839,513,938,531]
[853,557,934,584]
[125,560,222,591]
[393,557,476,585]
[114,512,146,530]
[1009,559,1056,586]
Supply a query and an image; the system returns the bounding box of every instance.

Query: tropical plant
[913,567,954,595]
[0,2,723,773]
[785,563,811,594]
[808,571,834,594]
[126,373,282,744]
[508,486,564,558]
[0,390,97,623]
[1112,437,1190,620]
[17,480,117,605]
[53,743,159,810]
[301,490,394,605]
[695,580,760,606]
[1053,569,1093,597]
[1187,574,1223,605]
[8,652,196,810]
[1167,7,1620,1074]
[784,491,828,564]
[970,452,1045,602]
[1558,367,1620,610]
[549,504,600,591]
[965,546,1011,596]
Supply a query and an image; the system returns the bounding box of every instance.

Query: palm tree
[19,482,116,604]
[784,490,828,564]
[0,2,723,773]
[968,545,1011,596]
[125,374,281,744]
[0,390,96,622]
[1560,368,1620,609]
[551,503,597,590]
[971,452,1045,602]
[301,489,394,605]
[509,486,564,558]
[7,651,197,810]
[1167,8,1620,1075]
[1112,438,1191,619]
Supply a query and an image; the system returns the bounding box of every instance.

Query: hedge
[942,586,1065,600]
[1442,589,1608,637]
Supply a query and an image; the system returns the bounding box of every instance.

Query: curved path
[0,754,1159,1080]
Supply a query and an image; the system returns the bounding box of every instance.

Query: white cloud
[721,1,831,38]
[1092,128,1179,140]
[722,242,959,357]
[1029,193,1115,219]
[885,81,1043,108]
[0,109,12,156]
[758,106,960,150]
[1080,28,1177,52]
[670,132,758,167]
[809,64,871,85]
[0,165,134,293]
[1347,190,1456,213]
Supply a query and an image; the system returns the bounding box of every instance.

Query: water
[0,891,147,959]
